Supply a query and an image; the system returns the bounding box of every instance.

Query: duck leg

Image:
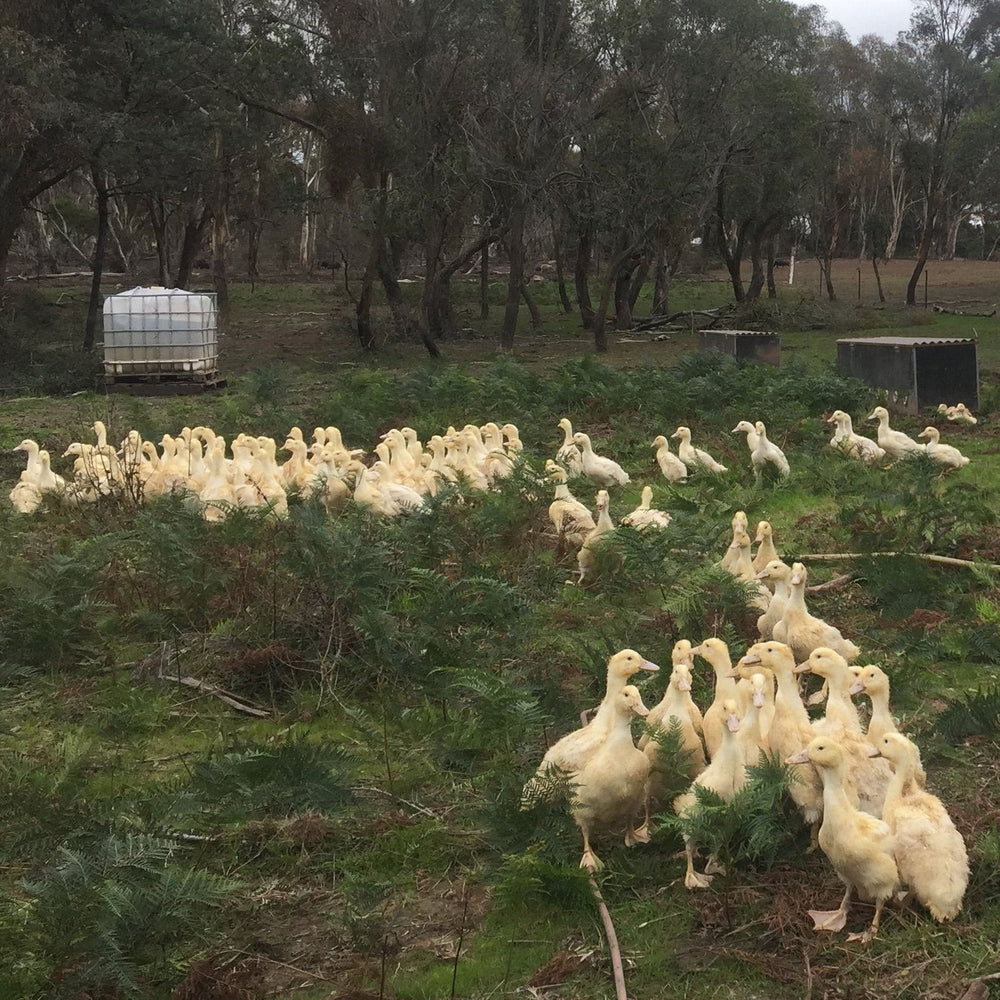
[704,854,727,876]
[847,897,886,944]
[808,883,852,932]
[683,838,713,890]
[579,829,603,872]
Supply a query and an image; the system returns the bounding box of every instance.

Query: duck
[694,637,739,760]
[751,421,790,479]
[571,685,651,870]
[827,410,885,463]
[13,438,43,480]
[642,659,707,792]
[555,418,584,477]
[545,460,596,552]
[875,732,968,922]
[786,737,899,943]
[737,671,773,764]
[755,559,792,640]
[743,641,823,838]
[731,420,760,453]
[521,649,659,808]
[867,406,923,459]
[722,528,770,610]
[752,521,780,577]
[848,664,900,746]
[938,402,977,425]
[674,698,746,889]
[773,562,860,664]
[621,486,672,530]
[719,510,749,573]
[652,434,688,483]
[573,432,630,487]
[796,647,890,817]
[918,426,970,468]
[672,426,727,473]
[576,489,618,586]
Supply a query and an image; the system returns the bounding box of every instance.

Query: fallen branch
[11,270,127,281]
[627,308,724,333]
[796,552,1000,572]
[806,572,856,593]
[155,672,271,717]
[589,876,627,1000]
[932,304,996,317]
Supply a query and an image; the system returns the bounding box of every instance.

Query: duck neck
[819,761,853,815]
[866,690,895,741]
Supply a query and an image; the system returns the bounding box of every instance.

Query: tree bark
[652,246,668,314]
[552,215,573,313]
[872,254,885,303]
[574,222,595,329]
[521,281,542,327]
[479,242,490,319]
[148,196,171,286]
[500,197,526,351]
[176,207,211,290]
[83,166,109,352]
[906,197,938,306]
[210,128,231,322]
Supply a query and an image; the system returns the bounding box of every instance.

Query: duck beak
[848,679,864,696]
[753,689,765,708]
[785,748,809,765]
[677,676,691,692]
[742,652,762,665]
[725,668,741,678]
[790,572,803,586]
[640,659,660,673]
[726,712,740,733]
[867,745,881,758]
[793,662,811,674]
[754,569,768,580]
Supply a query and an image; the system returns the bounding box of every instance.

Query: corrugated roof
[699,329,777,337]
[836,336,977,346]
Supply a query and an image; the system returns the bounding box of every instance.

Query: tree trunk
[745,238,766,303]
[0,203,22,287]
[176,207,211,290]
[83,167,109,352]
[500,197,526,351]
[627,252,650,312]
[652,247,668,314]
[148,196,170,286]
[574,222,595,329]
[766,238,777,299]
[521,281,542,328]
[480,242,490,319]
[210,128,231,321]
[906,200,937,306]
[592,239,633,353]
[552,215,572,313]
[614,262,632,329]
[872,254,885,303]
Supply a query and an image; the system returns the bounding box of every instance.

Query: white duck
[867,406,923,459]
[694,637,739,760]
[731,420,760,453]
[571,685,651,870]
[621,486,672,530]
[786,737,899,943]
[573,432,629,487]
[522,649,659,808]
[751,421,790,479]
[576,489,618,586]
[876,732,968,923]
[674,698,746,889]
[672,426,727,473]
[773,562,860,664]
[848,664,900,746]
[827,410,885,463]
[545,460,596,552]
[555,418,584,477]
[755,559,792,640]
[651,435,688,483]
[719,510,749,574]
[918,426,970,468]
[938,402,977,425]
[752,520,780,577]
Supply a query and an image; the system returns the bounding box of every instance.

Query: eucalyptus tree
[889,0,1000,303]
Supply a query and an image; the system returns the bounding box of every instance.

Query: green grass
[2,274,1000,997]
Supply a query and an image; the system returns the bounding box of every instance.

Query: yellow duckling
[875,732,968,923]
[786,737,899,943]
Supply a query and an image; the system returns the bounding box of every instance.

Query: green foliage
[492,848,593,913]
[19,834,235,999]
[662,755,799,872]
[933,684,1000,745]
[173,733,356,823]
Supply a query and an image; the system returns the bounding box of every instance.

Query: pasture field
[1,262,1000,999]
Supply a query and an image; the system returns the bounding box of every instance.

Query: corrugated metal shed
[836,336,978,414]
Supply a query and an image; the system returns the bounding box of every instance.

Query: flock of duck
[523,630,967,945]
[6,399,982,946]
[8,419,524,518]
[527,408,978,944]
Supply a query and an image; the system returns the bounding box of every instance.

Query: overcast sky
[792,0,914,41]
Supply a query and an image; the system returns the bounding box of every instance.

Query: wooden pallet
[104,370,227,396]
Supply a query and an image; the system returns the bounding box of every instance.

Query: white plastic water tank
[103,286,218,376]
